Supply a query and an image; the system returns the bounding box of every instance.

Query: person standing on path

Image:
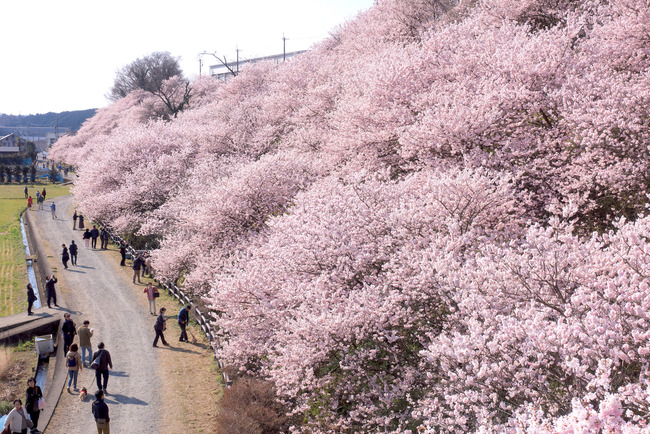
[153,307,169,347]
[132,254,143,284]
[50,202,57,219]
[27,284,37,316]
[61,244,70,269]
[78,320,94,367]
[66,343,82,391]
[92,342,113,394]
[3,399,30,433]
[61,313,76,353]
[91,390,110,434]
[37,194,44,210]
[41,188,46,200]
[78,213,85,229]
[24,186,28,199]
[69,240,78,266]
[72,211,78,230]
[119,242,128,266]
[90,225,100,249]
[83,229,91,249]
[100,228,109,249]
[25,377,43,433]
[143,283,158,315]
[45,275,58,308]
[178,305,192,342]
[27,196,32,209]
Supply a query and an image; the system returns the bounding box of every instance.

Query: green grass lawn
[0,183,70,317]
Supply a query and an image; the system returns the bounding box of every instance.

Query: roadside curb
[24,207,68,433]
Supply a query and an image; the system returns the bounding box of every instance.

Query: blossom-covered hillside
[50,0,650,431]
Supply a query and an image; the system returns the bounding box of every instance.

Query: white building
[0,133,21,154]
[209,50,306,81]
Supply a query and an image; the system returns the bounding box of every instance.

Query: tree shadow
[161,346,201,354]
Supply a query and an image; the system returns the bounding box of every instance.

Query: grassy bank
[0,183,70,317]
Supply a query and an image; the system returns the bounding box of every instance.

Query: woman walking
[61,245,70,269]
[82,229,91,249]
[78,213,85,229]
[26,377,43,433]
[3,399,31,433]
[153,307,169,347]
[66,343,82,391]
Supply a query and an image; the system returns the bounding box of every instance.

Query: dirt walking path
[32,195,222,433]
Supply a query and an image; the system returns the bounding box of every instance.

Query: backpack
[67,353,77,368]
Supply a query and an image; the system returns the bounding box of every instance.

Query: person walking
[61,313,76,353]
[37,194,44,210]
[143,283,159,315]
[91,390,110,434]
[50,202,56,220]
[66,343,82,391]
[153,307,170,347]
[25,377,43,433]
[92,342,113,394]
[83,229,91,249]
[41,188,46,200]
[61,244,70,269]
[2,399,31,433]
[78,320,94,367]
[72,211,78,230]
[132,254,143,284]
[78,213,85,229]
[90,225,100,249]
[24,186,28,199]
[27,196,32,209]
[45,275,58,308]
[100,228,109,249]
[178,305,192,342]
[27,284,37,316]
[69,240,78,266]
[119,242,128,266]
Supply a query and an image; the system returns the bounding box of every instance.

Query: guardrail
[97,223,232,387]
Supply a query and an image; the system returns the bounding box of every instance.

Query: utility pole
[236,47,241,74]
[282,34,287,61]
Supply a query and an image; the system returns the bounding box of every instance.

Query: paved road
[33,195,162,433]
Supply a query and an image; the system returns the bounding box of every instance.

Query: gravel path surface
[34,195,162,433]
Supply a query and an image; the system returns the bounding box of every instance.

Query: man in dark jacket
[153,307,170,347]
[69,240,78,266]
[27,283,37,315]
[61,313,76,353]
[100,228,109,249]
[119,242,128,266]
[91,390,110,434]
[178,305,192,342]
[45,275,58,308]
[92,342,113,394]
[90,225,100,249]
[132,254,143,284]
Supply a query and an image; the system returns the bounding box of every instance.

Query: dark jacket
[69,242,78,254]
[154,313,166,331]
[82,230,91,239]
[92,349,113,370]
[27,286,37,302]
[132,256,143,270]
[92,398,110,422]
[62,319,76,338]
[62,248,69,262]
[45,277,57,295]
[90,228,100,239]
[100,229,109,240]
[178,307,190,325]
[26,385,43,413]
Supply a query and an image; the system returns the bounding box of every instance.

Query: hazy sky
[0,0,374,116]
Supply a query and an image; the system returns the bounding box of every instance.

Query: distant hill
[0,109,97,136]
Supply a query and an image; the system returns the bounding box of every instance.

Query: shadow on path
[105,394,149,406]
